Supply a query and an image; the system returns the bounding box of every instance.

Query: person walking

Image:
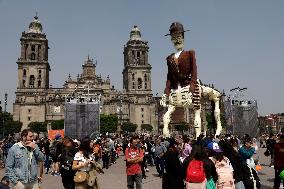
[72,137,100,189]
[125,136,144,189]
[163,138,184,189]
[267,133,277,167]
[153,138,167,178]
[59,137,77,189]
[273,134,284,189]
[239,137,255,168]
[5,129,45,189]
[182,144,218,189]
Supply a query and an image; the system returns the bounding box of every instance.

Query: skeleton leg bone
[163,105,176,138]
[213,100,222,136]
[194,109,201,139]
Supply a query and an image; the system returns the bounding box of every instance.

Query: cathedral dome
[27,15,43,34]
[130,25,142,41]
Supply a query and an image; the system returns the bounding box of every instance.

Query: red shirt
[125,147,144,175]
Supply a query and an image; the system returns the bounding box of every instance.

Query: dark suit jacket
[164,50,197,95]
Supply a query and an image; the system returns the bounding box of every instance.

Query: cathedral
[13,16,159,131]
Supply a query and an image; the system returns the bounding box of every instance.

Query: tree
[141,124,153,131]
[100,114,118,134]
[122,122,137,133]
[206,113,227,133]
[220,113,227,128]
[0,111,18,137]
[174,122,189,133]
[51,119,64,130]
[28,122,47,133]
[206,113,214,130]
[3,120,22,136]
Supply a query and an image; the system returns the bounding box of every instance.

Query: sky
[0,0,283,116]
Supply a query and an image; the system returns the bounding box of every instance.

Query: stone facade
[13,16,158,132]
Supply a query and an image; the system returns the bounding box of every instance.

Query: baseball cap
[207,142,223,153]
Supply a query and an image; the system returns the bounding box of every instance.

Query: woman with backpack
[182,144,218,189]
[207,142,235,189]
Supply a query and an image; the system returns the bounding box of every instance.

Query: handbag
[280,170,284,180]
[206,177,216,189]
[88,169,97,187]
[74,171,89,183]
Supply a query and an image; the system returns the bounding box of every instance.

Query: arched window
[132,82,135,89]
[29,75,35,88]
[31,53,35,60]
[144,74,147,81]
[24,44,28,59]
[23,69,27,77]
[132,73,135,80]
[31,45,35,51]
[23,80,26,87]
[38,70,42,78]
[138,78,142,89]
[38,45,41,60]
[38,80,41,88]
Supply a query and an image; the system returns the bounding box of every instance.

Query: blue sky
[0,0,283,115]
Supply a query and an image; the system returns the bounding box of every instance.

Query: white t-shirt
[74,152,93,172]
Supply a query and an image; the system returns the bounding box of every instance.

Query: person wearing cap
[208,142,235,188]
[273,134,284,189]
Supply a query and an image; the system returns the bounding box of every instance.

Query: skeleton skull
[171,33,184,51]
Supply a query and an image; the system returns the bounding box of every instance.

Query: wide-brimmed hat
[165,22,190,36]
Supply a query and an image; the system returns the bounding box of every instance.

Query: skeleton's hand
[160,94,168,107]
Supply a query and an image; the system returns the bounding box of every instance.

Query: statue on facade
[160,22,222,138]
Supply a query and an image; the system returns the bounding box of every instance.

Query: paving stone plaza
[0,148,278,189]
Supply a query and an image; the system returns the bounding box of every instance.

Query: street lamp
[2,93,7,137]
[116,94,123,133]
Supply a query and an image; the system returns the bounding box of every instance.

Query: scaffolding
[224,99,259,137]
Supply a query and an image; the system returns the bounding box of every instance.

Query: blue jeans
[155,156,164,176]
[44,154,50,172]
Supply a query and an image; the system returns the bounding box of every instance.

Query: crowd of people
[0,129,283,189]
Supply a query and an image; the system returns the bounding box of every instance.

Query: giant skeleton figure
[160,22,222,138]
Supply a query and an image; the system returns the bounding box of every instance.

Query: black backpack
[242,163,261,189]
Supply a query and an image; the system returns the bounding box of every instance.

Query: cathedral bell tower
[13,15,50,129]
[123,25,152,94]
[17,15,50,90]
